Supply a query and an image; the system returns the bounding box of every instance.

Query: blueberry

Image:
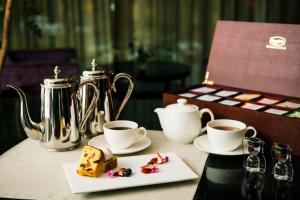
[123,168,132,177]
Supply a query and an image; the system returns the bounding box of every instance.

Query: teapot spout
[7,84,43,140]
[154,108,166,130]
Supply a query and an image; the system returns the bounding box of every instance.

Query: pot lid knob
[54,66,61,79]
[82,58,107,78]
[44,65,72,87]
[91,58,97,71]
[177,98,187,105]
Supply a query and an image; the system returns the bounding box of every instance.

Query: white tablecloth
[0,131,208,200]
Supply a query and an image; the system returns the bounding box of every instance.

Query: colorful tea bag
[190,86,217,94]
[257,97,282,105]
[178,93,197,98]
[275,101,300,109]
[264,108,289,115]
[218,99,241,106]
[196,94,222,102]
[214,90,239,97]
[285,110,300,119]
[234,93,261,101]
[241,102,266,110]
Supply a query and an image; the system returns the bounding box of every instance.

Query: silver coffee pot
[7,66,100,151]
[79,59,134,137]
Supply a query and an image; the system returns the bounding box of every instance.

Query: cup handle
[245,126,257,138]
[199,108,214,133]
[134,127,147,144]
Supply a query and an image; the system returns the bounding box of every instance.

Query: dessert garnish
[148,153,169,164]
[140,164,159,174]
[107,168,132,177]
[140,153,169,174]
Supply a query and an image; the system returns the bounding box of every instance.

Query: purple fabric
[8,48,77,63]
[1,62,79,91]
[1,48,79,91]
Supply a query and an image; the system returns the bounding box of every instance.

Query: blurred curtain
[6,0,300,83]
[125,0,300,83]
[8,0,114,68]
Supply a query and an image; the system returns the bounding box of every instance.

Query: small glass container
[244,137,266,173]
[242,170,265,199]
[271,143,294,182]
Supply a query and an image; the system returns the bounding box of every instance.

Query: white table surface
[0,130,208,200]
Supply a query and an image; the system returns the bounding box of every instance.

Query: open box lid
[207,21,300,98]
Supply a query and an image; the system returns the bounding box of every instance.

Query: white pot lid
[166,98,198,112]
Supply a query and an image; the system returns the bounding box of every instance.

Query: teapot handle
[111,73,134,119]
[199,108,214,133]
[76,81,100,132]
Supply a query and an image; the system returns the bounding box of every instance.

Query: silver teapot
[79,59,134,137]
[7,66,99,151]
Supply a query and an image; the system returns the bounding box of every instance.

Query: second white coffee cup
[207,119,257,152]
[103,120,147,150]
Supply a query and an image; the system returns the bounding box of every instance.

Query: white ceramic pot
[154,98,214,144]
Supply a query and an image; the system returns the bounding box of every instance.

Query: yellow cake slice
[76,145,117,177]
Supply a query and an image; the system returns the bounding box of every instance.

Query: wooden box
[163,21,300,155]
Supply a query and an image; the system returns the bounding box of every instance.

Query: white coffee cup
[103,120,147,150]
[207,119,257,152]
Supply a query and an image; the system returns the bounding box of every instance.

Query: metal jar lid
[43,66,73,88]
[81,59,107,79]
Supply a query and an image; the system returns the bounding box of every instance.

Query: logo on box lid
[266,36,286,50]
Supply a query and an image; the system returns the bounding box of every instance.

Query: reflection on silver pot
[7,66,100,151]
[79,59,134,138]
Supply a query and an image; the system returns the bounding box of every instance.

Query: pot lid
[43,66,73,87]
[82,59,107,78]
[166,98,198,112]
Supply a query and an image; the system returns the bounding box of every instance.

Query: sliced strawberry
[156,153,163,164]
[141,163,155,169]
[148,158,157,164]
[141,164,159,174]
[117,168,125,176]
[141,168,152,174]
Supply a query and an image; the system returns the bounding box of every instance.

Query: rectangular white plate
[63,152,198,194]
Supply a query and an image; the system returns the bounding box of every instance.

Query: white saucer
[88,135,151,155]
[193,134,248,156]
